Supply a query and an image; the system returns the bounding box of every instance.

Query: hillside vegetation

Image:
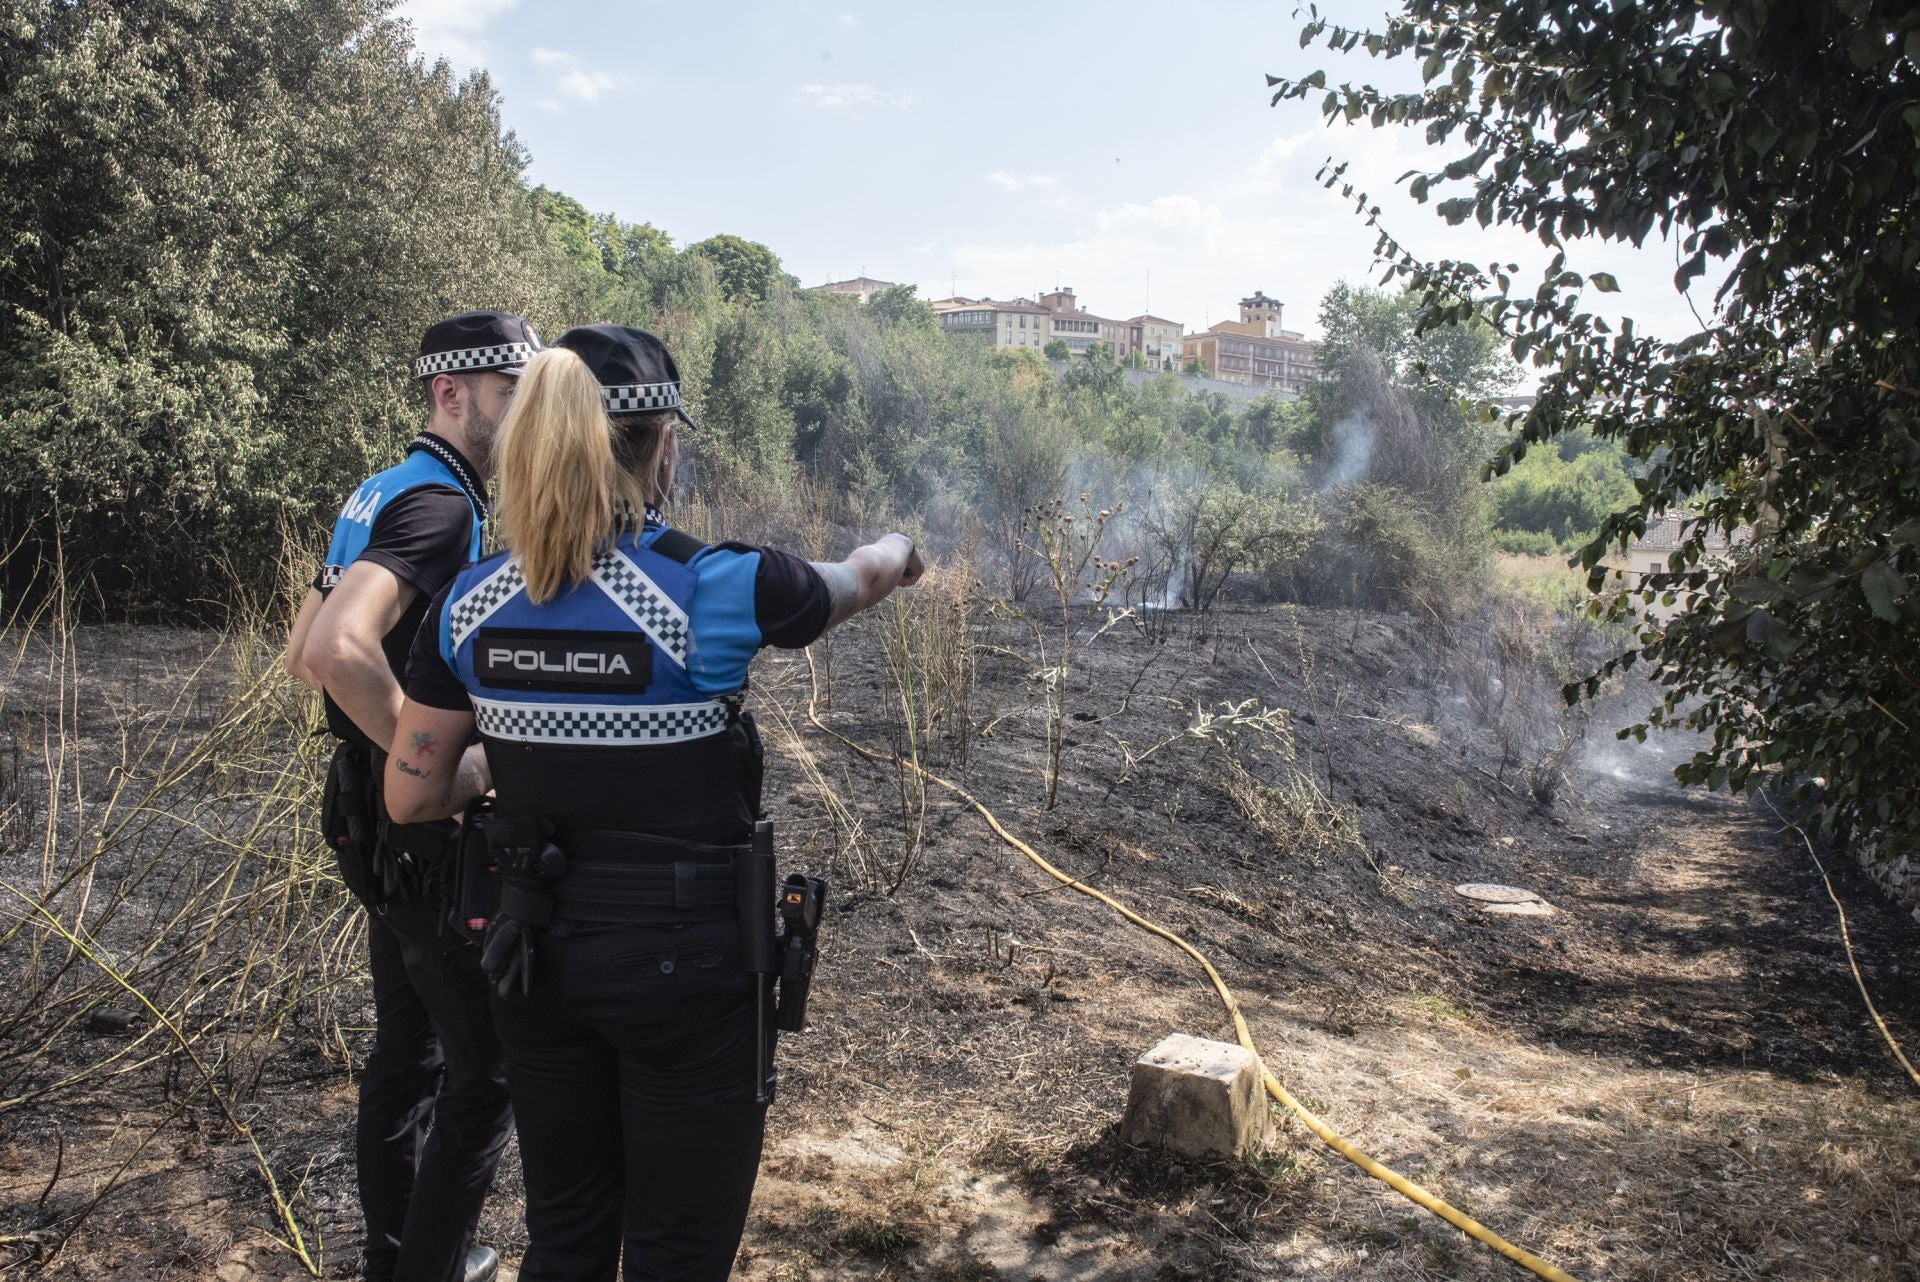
[2,0,1562,625]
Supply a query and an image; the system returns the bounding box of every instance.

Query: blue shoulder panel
[683,544,763,696]
[320,450,482,590]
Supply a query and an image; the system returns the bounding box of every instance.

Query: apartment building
[1181,291,1318,393]
[1126,315,1185,370]
[931,284,1186,365]
[931,296,1054,350]
[1037,287,1110,356]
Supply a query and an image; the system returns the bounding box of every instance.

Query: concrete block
[1120,1032,1272,1159]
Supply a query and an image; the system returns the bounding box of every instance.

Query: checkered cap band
[414,342,540,379]
[473,697,730,744]
[449,559,528,649]
[588,548,691,666]
[602,382,681,414]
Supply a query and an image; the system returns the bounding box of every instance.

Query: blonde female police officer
[383,325,922,1281]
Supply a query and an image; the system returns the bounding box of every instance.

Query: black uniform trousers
[358,895,514,1282]
[491,918,767,1282]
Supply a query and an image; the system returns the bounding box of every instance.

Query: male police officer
[285,312,536,1282]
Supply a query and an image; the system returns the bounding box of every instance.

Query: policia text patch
[474,628,653,692]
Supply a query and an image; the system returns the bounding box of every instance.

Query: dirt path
[727,775,1918,1282]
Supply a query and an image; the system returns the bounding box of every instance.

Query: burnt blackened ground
[3,603,1917,1281]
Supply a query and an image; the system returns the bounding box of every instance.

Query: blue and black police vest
[321,445,485,592]
[437,523,767,840]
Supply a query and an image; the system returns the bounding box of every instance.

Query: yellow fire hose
[802,657,1580,1282]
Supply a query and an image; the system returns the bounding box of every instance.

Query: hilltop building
[812,276,897,304]
[1037,287,1108,356]
[931,295,1053,350]
[1180,291,1318,394]
[1126,315,1185,370]
[931,284,1185,367]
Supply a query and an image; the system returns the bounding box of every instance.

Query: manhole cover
[1454,883,1542,904]
[1482,899,1555,917]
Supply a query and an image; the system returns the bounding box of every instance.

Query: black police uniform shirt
[318,482,480,753]
[404,538,830,807]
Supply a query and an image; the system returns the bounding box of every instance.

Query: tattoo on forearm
[410,731,439,757]
[394,758,429,779]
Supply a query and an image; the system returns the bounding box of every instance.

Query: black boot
[462,1246,499,1282]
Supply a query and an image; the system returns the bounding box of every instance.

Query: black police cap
[554,324,699,430]
[414,311,541,379]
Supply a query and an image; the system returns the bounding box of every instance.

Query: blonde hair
[493,347,676,603]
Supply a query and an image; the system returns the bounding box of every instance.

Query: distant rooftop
[815,276,897,292]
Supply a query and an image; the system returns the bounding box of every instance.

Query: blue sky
[400,0,1706,344]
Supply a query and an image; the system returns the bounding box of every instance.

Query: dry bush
[1225,767,1372,869]
[1173,694,1377,875]
[989,495,1136,809]
[877,542,980,771]
[0,551,346,1271]
[1454,598,1608,801]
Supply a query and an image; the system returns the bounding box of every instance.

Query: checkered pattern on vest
[589,548,691,665]
[472,697,729,744]
[449,558,527,649]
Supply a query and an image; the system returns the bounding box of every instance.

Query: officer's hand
[481,917,533,998]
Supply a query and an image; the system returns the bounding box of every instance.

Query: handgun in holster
[739,819,829,1106]
[451,797,505,945]
[775,873,827,1033]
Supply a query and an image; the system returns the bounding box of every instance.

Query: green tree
[687,234,786,303]
[1489,444,1637,550]
[1315,281,1513,406]
[866,283,939,335]
[1273,0,1920,853]
[0,0,566,605]
[1043,339,1070,361]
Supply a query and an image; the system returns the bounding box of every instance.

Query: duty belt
[529,828,746,924]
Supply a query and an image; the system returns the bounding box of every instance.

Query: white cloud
[523,47,631,104]
[911,239,938,255]
[988,171,1060,193]
[938,126,1713,350]
[396,0,518,70]
[837,12,858,25]
[1236,132,1313,195]
[558,67,623,101]
[793,83,916,118]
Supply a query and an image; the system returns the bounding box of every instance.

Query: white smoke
[1321,412,1377,491]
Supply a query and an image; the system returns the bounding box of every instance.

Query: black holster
[321,741,384,910]
[740,820,829,1105]
[377,810,459,907]
[452,798,505,945]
